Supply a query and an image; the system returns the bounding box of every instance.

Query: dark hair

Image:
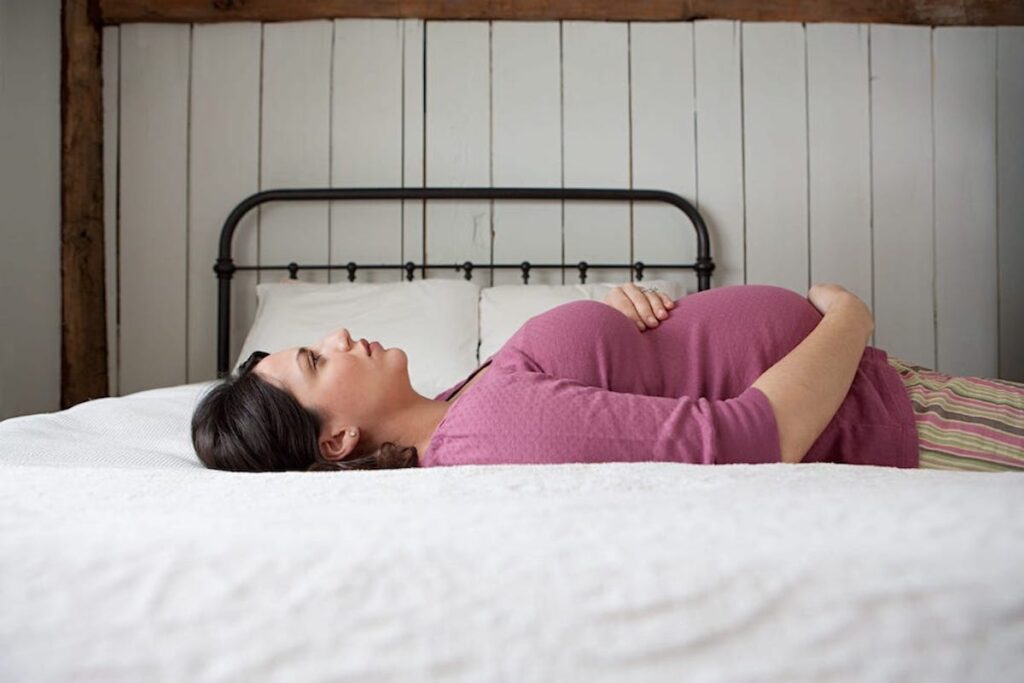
[191,351,419,472]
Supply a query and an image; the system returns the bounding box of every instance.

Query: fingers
[624,282,671,329]
[605,288,645,329]
[649,292,671,320]
[623,283,658,327]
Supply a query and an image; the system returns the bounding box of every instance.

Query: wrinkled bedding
[1,383,1022,682]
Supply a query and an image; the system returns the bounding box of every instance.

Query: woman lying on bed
[191,282,1024,473]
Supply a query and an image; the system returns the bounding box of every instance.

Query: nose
[318,328,352,353]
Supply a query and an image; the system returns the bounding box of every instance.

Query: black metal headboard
[214,187,715,378]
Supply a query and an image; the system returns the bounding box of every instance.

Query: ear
[319,425,357,462]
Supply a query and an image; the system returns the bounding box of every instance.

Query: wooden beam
[98,0,1024,26]
[61,0,108,408]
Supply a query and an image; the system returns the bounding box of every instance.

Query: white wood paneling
[402,19,425,278]
[563,21,631,286]
[933,27,998,378]
[260,20,333,285]
[101,19,1024,386]
[424,21,491,283]
[0,0,60,418]
[119,24,190,393]
[807,24,872,322]
[102,25,120,394]
[870,25,936,369]
[694,20,745,288]
[188,22,261,381]
[997,27,1024,382]
[741,22,809,293]
[331,19,404,285]
[491,21,563,287]
[630,22,697,293]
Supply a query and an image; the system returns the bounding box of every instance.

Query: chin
[386,347,407,362]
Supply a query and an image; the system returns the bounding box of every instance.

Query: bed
[2,187,1023,682]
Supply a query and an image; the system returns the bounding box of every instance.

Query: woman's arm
[430,370,781,466]
[750,291,875,464]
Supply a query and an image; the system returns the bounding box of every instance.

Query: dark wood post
[61,0,108,407]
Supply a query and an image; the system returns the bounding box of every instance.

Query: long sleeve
[423,368,781,467]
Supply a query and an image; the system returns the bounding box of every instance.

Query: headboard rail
[214,186,715,377]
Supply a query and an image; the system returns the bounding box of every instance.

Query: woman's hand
[807,282,875,334]
[807,282,852,316]
[603,282,676,331]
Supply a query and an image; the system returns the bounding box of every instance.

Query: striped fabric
[887,356,1024,472]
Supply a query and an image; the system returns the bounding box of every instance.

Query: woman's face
[252,328,411,431]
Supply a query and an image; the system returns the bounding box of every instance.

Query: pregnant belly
[501,284,824,401]
[649,284,823,399]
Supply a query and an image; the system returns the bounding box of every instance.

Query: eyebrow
[296,347,309,375]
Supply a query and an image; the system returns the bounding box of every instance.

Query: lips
[357,339,385,356]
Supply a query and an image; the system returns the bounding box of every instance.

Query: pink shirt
[421,284,919,469]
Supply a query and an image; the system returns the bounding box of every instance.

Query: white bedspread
[2,384,1023,682]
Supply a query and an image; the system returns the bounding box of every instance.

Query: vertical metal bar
[214,258,235,377]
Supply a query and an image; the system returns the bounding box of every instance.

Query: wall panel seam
[994,27,1001,376]
[804,22,811,292]
[867,24,876,347]
[559,21,565,285]
[627,22,634,279]
[328,20,335,281]
[421,21,427,273]
[400,20,405,268]
[930,28,938,370]
[257,24,265,283]
[185,23,193,381]
[692,22,699,214]
[739,22,747,285]
[489,20,494,288]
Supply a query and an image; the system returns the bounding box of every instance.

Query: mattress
[2,383,1023,682]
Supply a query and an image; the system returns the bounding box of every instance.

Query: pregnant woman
[192,282,1024,473]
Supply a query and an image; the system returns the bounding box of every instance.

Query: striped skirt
[887,355,1024,472]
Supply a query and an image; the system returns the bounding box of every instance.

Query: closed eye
[308,350,319,370]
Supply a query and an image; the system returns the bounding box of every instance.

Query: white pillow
[478,279,689,362]
[235,279,480,399]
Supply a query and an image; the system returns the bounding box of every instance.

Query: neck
[372,393,451,460]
